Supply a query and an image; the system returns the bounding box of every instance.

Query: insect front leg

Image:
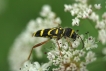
[27,39,50,60]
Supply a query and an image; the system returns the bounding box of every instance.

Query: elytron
[27,27,84,60]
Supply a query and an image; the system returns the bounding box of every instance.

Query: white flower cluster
[20,61,51,71]
[64,0,106,45]
[8,5,61,71]
[64,0,92,26]
[94,4,101,9]
[18,36,97,71]
[84,36,98,50]
[47,36,97,71]
[64,0,102,26]
[97,12,106,44]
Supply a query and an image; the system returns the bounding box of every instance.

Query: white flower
[62,42,68,50]
[63,56,70,64]
[96,21,105,29]
[80,62,87,67]
[40,5,51,17]
[85,51,96,64]
[64,4,72,12]
[89,12,99,22]
[20,61,36,71]
[94,4,101,9]
[54,17,61,25]
[40,5,57,19]
[84,36,98,50]
[70,7,79,16]
[35,18,43,26]
[82,11,89,18]
[74,56,80,62]
[34,62,50,71]
[72,17,80,26]
[47,52,55,60]
[98,29,106,44]
[70,63,77,71]
[79,62,88,71]
[73,50,80,55]
[20,61,51,71]
[72,35,83,48]
[72,40,80,48]
[79,50,85,57]
[65,51,73,58]
[102,12,106,19]
[48,12,56,19]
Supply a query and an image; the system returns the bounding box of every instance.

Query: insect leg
[27,39,50,60]
[66,37,73,48]
[77,35,84,48]
[56,39,62,56]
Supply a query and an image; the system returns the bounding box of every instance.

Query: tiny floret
[94,4,101,9]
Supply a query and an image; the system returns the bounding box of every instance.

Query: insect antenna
[76,30,84,48]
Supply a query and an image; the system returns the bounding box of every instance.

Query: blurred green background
[0,0,106,71]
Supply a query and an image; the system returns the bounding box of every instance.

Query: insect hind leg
[27,39,50,60]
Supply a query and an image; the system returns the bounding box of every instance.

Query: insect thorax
[63,28,77,40]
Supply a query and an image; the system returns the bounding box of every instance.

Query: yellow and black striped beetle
[27,27,84,60]
[33,27,76,40]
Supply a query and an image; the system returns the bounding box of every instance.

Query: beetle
[27,27,84,60]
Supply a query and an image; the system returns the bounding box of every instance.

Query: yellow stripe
[63,29,65,34]
[55,29,58,34]
[48,29,53,35]
[40,29,44,36]
[48,28,55,35]
[70,30,74,37]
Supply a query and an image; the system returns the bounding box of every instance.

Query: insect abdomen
[32,28,64,39]
[33,29,50,37]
